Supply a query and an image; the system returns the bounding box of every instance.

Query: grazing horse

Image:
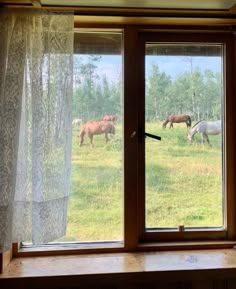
[103,115,117,123]
[78,120,115,148]
[162,114,191,129]
[187,120,221,145]
[72,118,82,126]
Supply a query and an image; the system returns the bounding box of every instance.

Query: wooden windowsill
[2,248,236,288]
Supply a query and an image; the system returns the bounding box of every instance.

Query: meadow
[62,121,223,242]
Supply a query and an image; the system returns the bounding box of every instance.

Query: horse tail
[110,123,115,134]
[187,116,192,127]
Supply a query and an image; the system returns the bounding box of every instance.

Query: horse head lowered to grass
[162,114,191,129]
[78,120,115,148]
[187,120,221,145]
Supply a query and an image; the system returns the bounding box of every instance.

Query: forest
[72,55,222,123]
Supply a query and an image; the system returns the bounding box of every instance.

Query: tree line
[73,56,222,123]
[73,55,121,122]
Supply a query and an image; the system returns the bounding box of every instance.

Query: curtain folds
[0,9,74,252]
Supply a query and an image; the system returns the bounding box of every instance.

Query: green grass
[60,121,223,242]
[145,122,222,228]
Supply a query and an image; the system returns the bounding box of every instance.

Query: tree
[203,70,222,119]
[171,73,192,115]
[191,67,205,120]
[146,63,172,121]
[73,55,101,121]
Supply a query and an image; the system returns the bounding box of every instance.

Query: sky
[85,54,222,84]
[146,56,222,80]
[96,55,122,84]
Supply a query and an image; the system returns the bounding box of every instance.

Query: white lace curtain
[0,9,74,252]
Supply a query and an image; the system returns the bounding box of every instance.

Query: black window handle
[145,132,161,141]
[138,127,161,143]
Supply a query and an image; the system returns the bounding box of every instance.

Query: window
[145,43,224,229]
[21,31,124,249]
[66,31,124,243]
[18,29,236,254]
[137,32,235,242]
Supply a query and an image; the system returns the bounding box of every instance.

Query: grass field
[145,122,222,229]
[62,121,223,242]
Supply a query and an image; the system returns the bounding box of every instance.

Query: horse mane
[191,119,205,129]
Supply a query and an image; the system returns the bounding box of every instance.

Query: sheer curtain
[0,9,74,252]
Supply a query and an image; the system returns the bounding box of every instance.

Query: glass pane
[145,43,224,230]
[63,32,123,242]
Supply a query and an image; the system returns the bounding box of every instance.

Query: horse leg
[201,133,211,145]
[201,133,205,144]
[89,135,94,148]
[205,133,211,146]
[170,122,173,128]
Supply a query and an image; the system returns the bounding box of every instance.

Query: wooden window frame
[2,24,236,262]
[136,31,236,243]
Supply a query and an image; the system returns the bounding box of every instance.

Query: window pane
[145,43,224,230]
[63,32,123,242]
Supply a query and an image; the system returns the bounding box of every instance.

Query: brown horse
[78,120,115,148]
[103,115,117,123]
[162,114,191,128]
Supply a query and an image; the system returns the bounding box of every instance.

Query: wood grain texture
[2,249,236,288]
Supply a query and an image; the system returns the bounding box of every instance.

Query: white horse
[187,120,221,145]
[72,118,82,126]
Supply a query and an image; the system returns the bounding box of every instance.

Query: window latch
[145,132,161,141]
[138,127,161,143]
